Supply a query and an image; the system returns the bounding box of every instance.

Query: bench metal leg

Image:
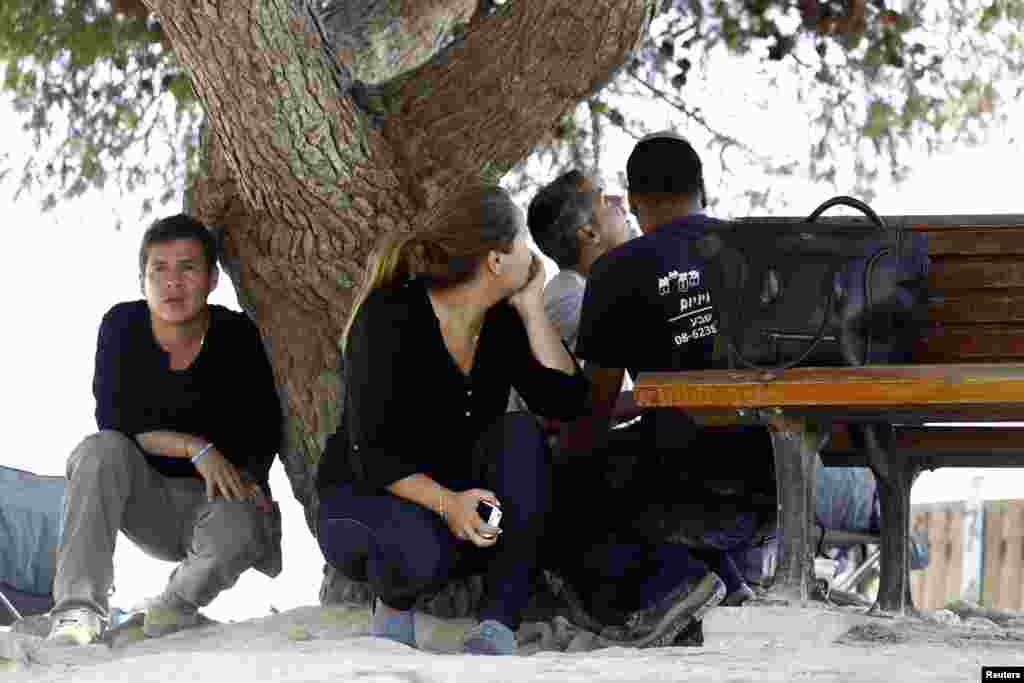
[858,424,921,615]
[764,417,818,603]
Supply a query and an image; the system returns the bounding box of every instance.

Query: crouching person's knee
[320,517,447,604]
[67,430,139,480]
[319,518,374,583]
[194,501,267,572]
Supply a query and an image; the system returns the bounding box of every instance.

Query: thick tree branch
[142,0,412,241]
[380,1,657,208]
[319,0,477,84]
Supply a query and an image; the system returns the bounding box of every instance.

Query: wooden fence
[910,499,1024,609]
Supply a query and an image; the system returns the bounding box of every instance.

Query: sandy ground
[3,602,1023,682]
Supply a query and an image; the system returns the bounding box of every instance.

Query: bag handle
[805,195,889,233]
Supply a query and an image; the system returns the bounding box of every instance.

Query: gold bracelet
[439,490,447,522]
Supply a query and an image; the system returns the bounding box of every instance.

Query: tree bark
[112,0,149,18]
[141,0,656,600]
[379,1,655,208]
[320,0,478,84]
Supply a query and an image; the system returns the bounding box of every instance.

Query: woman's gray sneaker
[369,597,416,648]
[599,572,726,649]
[462,619,517,655]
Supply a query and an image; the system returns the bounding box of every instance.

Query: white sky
[2,88,1023,622]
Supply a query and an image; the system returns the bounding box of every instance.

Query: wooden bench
[633,214,1024,614]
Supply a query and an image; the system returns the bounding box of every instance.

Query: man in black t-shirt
[48,215,282,646]
[569,132,773,608]
[573,132,720,416]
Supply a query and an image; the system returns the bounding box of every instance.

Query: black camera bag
[697,197,930,370]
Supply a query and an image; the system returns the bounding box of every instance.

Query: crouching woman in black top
[316,185,589,655]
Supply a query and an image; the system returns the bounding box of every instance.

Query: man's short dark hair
[626,132,706,208]
[139,214,218,275]
[527,170,593,269]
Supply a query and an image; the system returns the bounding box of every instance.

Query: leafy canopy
[0,0,199,214]
[515,0,1024,211]
[1,0,1021,215]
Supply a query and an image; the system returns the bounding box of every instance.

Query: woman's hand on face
[446,488,502,548]
[507,254,544,317]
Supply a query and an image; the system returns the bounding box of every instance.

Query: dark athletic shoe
[599,572,726,649]
[558,578,608,635]
[723,582,757,606]
[672,618,705,647]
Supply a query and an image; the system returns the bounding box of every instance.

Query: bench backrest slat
[908,216,1023,363]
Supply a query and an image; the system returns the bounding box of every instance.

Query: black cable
[723,282,836,371]
[859,246,894,365]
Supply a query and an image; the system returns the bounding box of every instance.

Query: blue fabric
[0,581,53,625]
[370,598,416,647]
[0,465,64,596]
[462,619,516,655]
[909,528,930,570]
[814,464,879,533]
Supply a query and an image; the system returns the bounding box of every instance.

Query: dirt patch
[838,613,1024,649]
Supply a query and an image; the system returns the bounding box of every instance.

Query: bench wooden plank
[914,325,1024,361]
[901,215,1024,231]
[927,291,1024,324]
[823,450,1024,468]
[929,259,1024,290]
[921,229,1024,256]
[634,364,1024,410]
[828,425,1024,451]
[684,404,1024,424]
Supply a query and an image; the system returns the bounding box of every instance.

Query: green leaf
[863,100,897,139]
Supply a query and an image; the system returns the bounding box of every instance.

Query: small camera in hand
[476,500,502,528]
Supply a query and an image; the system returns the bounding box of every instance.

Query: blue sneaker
[369,597,416,648]
[462,619,517,655]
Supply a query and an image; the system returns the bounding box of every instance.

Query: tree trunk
[143,0,656,600]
